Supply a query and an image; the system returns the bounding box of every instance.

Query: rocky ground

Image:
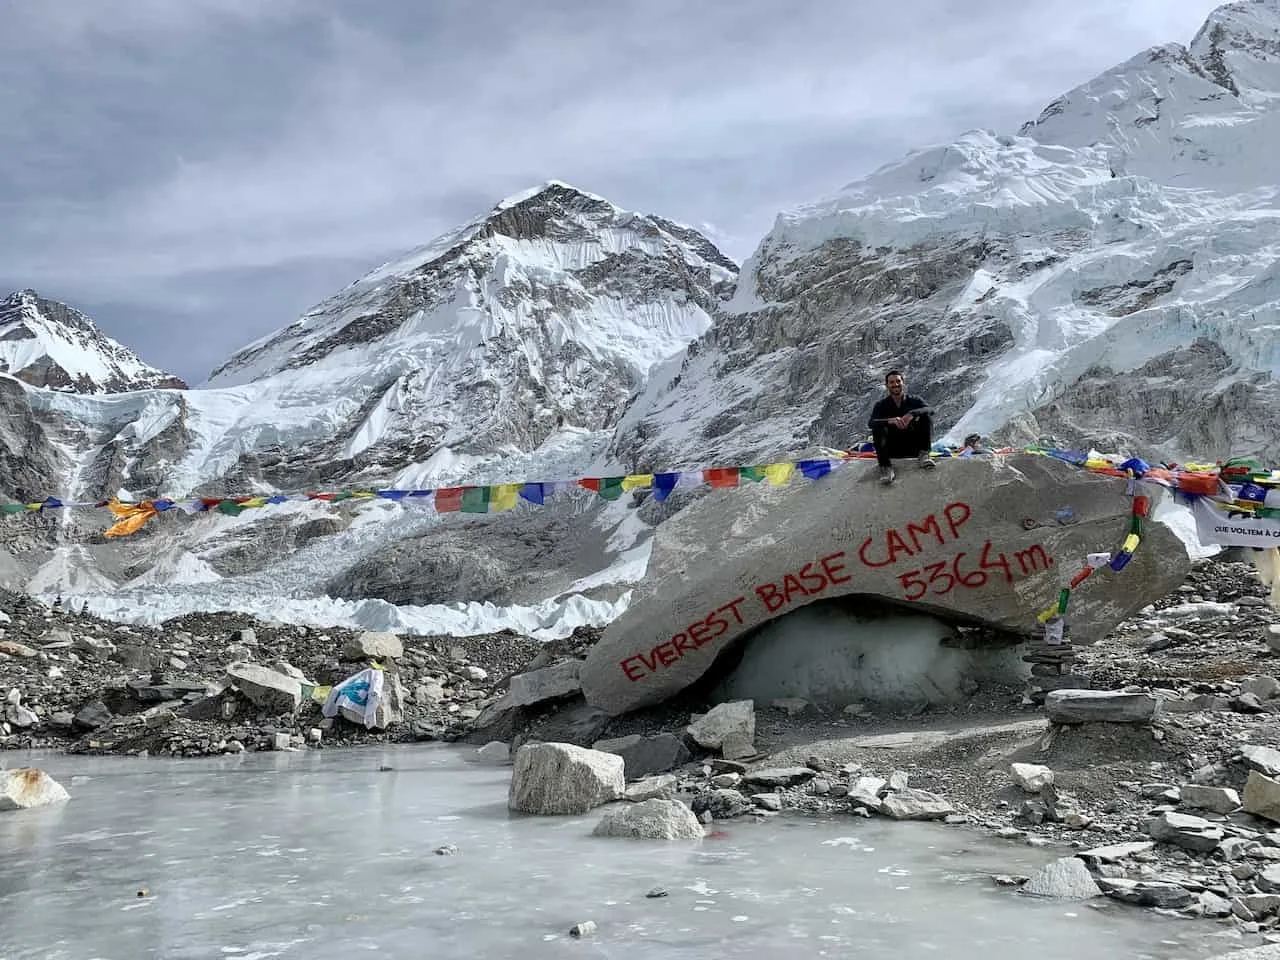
[5,554,1280,939]
[0,590,595,756]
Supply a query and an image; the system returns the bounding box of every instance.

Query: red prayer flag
[435,487,463,512]
[705,467,740,489]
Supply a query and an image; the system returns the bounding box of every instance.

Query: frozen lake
[0,744,1251,959]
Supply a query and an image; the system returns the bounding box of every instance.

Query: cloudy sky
[1,0,1222,384]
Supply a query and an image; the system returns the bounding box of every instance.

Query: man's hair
[964,433,982,446]
[884,370,903,384]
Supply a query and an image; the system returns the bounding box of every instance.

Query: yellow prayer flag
[1121,533,1140,554]
[762,463,795,486]
[621,474,653,492]
[241,496,268,508]
[489,483,520,512]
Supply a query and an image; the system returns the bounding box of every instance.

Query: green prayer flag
[0,503,26,515]
[739,466,767,483]
[461,486,490,513]
[217,500,244,516]
[597,477,625,501]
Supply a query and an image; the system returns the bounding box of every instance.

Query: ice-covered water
[0,745,1249,960]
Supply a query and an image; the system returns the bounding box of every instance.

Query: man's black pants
[872,415,932,468]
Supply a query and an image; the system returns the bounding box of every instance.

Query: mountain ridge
[0,289,187,395]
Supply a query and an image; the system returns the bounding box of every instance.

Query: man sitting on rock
[867,370,935,485]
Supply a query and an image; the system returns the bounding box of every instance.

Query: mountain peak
[1190,0,1280,102]
[0,290,187,394]
[492,180,614,213]
[208,183,738,388]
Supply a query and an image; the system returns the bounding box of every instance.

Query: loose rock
[508,742,624,815]
[592,798,704,840]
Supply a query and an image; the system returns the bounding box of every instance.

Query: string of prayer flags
[1037,480,1151,625]
[4,446,1277,544]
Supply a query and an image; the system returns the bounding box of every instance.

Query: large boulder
[505,660,582,709]
[508,742,625,815]
[1,768,70,811]
[1045,690,1159,724]
[341,631,403,661]
[1019,856,1102,900]
[226,662,302,713]
[591,798,704,839]
[581,455,1190,715]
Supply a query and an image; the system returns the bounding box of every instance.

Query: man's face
[886,375,905,399]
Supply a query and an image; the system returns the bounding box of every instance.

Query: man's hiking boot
[917,450,936,470]
[878,465,896,485]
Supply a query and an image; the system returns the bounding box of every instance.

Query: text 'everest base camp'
[3,1,1280,958]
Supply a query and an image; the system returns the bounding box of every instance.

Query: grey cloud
[0,0,1222,382]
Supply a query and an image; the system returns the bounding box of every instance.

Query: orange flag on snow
[103,500,159,537]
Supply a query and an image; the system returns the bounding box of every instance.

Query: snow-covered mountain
[0,184,737,632]
[0,290,186,394]
[188,181,735,489]
[615,0,1280,470]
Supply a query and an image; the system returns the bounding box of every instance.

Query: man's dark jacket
[867,395,928,431]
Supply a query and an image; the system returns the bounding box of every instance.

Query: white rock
[413,682,447,704]
[624,775,679,802]
[1045,689,1158,724]
[592,798,704,839]
[508,742,624,815]
[687,700,755,750]
[849,776,887,807]
[1019,857,1101,900]
[1180,784,1241,815]
[1244,771,1280,824]
[226,662,302,713]
[1145,811,1224,852]
[1010,763,1054,792]
[1,768,70,811]
[341,631,403,661]
[1242,744,1280,777]
[878,788,954,820]
[4,704,38,728]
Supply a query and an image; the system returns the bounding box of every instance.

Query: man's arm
[867,397,889,432]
